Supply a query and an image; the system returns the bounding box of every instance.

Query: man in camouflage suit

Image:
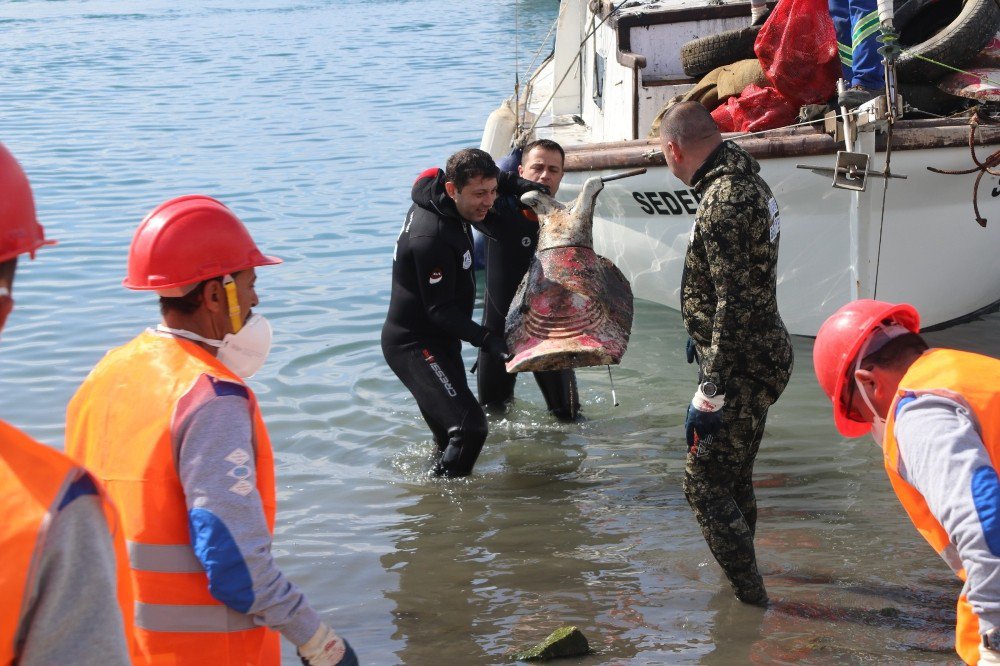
[659,101,793,605]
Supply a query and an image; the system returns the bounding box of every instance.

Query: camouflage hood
[691,141,759,196]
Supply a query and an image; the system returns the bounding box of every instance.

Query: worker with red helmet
[814,299,1000,665]
[0,142,134,664]
[65,195,358,666]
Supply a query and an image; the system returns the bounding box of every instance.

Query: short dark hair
[659,100,720,146]
[445,148,499,191]
[521,139,565,165]
[861,333,929,371]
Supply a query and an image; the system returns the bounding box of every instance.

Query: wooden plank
[564,122,1000,171]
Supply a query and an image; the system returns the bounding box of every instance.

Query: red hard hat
[813,299,920,437]
[124,195,281,294]
[0,142,56,263]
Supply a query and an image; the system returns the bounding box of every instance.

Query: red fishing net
[712,0,842,132]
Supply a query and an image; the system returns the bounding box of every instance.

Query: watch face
[702,382,718,397]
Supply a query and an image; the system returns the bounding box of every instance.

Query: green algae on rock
[512,626,591,661]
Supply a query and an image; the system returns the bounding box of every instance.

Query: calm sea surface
[2,1,998,663]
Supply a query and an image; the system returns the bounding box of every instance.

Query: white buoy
[480,99,517,160]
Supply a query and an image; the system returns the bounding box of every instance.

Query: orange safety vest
[66,330,280,665]
[883,348,1000,665]
[0,419,134,663]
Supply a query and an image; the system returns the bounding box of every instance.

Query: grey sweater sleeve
[19,492,131,666]
[895,393,1000,633]
[177,393,322,647]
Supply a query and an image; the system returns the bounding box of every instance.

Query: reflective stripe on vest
[65,330,279,665]
[882,348,1000,665]
[135,602,257,633]
[127,541,205,573]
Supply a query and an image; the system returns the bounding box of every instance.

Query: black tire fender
[900,81,966,114]
[896,0,1000,82]
[680,25,762,79]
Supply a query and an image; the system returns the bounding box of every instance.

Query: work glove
[498,171,550,197]
[298,623,359,666]
[481,331,512,361]
[877,25,902,63]
[685,385,724,449]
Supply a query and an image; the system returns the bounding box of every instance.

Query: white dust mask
[156,312,272,378]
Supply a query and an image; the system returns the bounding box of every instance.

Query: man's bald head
[658,101,722,186]
[659,101,721,149]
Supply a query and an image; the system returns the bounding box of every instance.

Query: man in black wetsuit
[382,148,540,477]
[478,139,580,421]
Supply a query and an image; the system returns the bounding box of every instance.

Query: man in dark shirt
[659,101,793,605]
[478,139,579,421]
[382,148,525,477]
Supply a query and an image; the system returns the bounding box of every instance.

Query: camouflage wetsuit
[681,140,793,603]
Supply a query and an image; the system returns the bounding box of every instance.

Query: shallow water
[2,1,998,663]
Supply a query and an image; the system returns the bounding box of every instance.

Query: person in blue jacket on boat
[829,0,886,107]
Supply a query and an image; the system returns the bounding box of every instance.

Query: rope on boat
[728,107,868,141]
[926,112,1000,227]
[522,15,558,85]
[892,46,1000,228]
[518,15,559,129]
[901,51,1000,88]
[518,0,631,142]
[515,0,520,133]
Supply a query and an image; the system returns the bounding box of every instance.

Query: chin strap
[155,324,223,348]
[222,274,243,334]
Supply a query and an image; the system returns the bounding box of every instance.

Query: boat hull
[556,145,1000,336]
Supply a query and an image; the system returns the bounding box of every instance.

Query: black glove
[685,385,725,450]
[685,403,723,449]
[498,170,550,197]
[481,332,512,361]
[516,176,550,197]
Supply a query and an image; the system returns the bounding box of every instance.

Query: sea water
[2,1,998,663]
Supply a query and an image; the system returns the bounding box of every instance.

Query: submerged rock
[512,626,592,661]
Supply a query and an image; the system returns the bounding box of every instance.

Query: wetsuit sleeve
[410,232,489,345]
[696,197,754,390]
[895,393,1000,632]
[176,387,322,647]
[19,475,131,666]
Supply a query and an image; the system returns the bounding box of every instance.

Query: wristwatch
[983,628,1000,651]
[700,381,719,398]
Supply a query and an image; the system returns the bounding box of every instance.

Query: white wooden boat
[481,0,1000,335]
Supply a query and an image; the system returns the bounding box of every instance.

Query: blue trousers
[829,0,885,89]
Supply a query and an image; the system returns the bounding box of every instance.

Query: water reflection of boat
[481,0,1000,336]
